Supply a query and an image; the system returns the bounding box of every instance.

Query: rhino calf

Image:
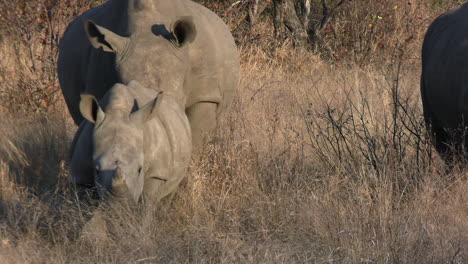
[421,3,468,163]
[70,81,191,203]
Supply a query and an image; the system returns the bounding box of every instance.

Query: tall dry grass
[0,45,466,263]
[0,0,467,263]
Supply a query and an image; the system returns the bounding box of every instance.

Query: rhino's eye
[138,167,142,174]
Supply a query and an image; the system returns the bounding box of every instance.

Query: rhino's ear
[84,20,129,53]
[172,16,197,47]
[130,92,163,124]
[79,94,105,124]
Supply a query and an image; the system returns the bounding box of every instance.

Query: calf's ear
[79,94,105,124]
[84,20,129,53]
[130,92,163,124]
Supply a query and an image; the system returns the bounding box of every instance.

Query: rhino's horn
[111,167,130,198]
[128,0,157,32]
[112,167,125,188]
[130,0,155,11]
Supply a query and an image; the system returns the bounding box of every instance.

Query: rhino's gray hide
[58,0,239,153]
[421,2,468,162]
[70,81,192,203]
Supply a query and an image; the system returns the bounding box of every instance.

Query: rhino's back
[58,1,126,73]
[422,3,468,129]
[58,1,128,124]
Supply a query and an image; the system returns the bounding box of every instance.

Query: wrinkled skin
[58,0,239,155]
[421,3,468,163]
[70,81,192,203]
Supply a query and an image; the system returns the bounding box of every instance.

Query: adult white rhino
[58,0,239,154]
[421,3,468,163]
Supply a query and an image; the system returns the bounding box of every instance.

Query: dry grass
[0,1,467,263]
[0,45,467,263]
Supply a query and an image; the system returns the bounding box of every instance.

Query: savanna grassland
[0,0,467,263]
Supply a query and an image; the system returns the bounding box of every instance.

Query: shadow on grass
[0,113,97,241]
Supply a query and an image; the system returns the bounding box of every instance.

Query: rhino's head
[79,89,164,202]
[84,16,197,96]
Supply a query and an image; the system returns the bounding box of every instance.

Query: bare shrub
[0,0,103,114]
[223,1,462,66]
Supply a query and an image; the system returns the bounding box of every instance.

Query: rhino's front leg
[186,102,217,159]
[70,123,96,200]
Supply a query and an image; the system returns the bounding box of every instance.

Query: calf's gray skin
[70,81,192,203]
[58,0,239,155]
[421,3,468,163]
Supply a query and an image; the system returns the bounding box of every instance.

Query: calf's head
[79,90,163,202]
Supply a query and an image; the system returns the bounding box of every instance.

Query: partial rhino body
[58,0,239,153]
[421,3,468,162]
[71,81,192,203]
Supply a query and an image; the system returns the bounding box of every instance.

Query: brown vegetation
[0,0,467,263]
